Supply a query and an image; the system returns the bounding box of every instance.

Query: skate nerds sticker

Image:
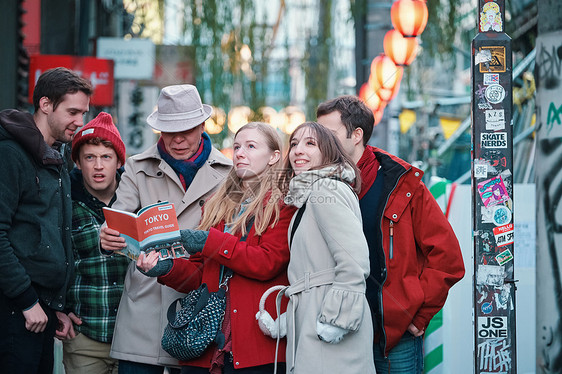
[481,132,507,148]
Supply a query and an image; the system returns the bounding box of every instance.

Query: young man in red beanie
[317,96,465,374]
[58,112,130,374]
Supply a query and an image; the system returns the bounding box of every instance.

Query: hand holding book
[135,229,208,277]
[102,201,188,261]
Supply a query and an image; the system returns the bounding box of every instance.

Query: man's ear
[268,150,281,165]
[38,96,52,114]
[352,127,364,146]
[75,159,82,170]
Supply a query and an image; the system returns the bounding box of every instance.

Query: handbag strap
[290,203,307,247]
[218,215,254,288]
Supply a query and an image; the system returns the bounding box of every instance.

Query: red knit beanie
[71,112,126,164]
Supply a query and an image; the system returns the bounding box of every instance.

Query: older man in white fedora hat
[100,84,232,374]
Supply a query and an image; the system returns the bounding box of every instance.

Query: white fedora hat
[147,84,212,132]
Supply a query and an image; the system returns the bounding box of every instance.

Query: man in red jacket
[317,95,465,374]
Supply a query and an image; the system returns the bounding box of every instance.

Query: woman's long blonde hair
[198,122,284,236]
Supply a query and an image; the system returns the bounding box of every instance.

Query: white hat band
[157,108,205,121]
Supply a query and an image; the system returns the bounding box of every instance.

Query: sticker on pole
[485,84,506,104]
[483,73,500,85]
[474,160,488,178]
[478,176,509,207]
[478,316,508,339]
[495,248,513,265]
[492,205,512,226]
[478,46,506,73]
[493,223,514,247]
[481,132,507,149]
[485,109,505,131]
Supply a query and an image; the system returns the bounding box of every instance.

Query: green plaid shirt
[66,170,130,343]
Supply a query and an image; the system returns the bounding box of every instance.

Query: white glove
[256,310,287,338]
[316,319,349,344]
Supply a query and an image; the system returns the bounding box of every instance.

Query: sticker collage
[472,0,515,373]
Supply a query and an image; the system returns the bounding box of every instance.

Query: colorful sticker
[495,248,513,265]
[492,205,512,226]
[493,223,514,247]
[485,84,506,104]
[479,46,506,73]
[481,132,507,148]
[481,302,494,314]
[485,109,506,131]
[480,2,503,32]
[483,73,500,85]
[478,316,508,339]
[478,176,509,208]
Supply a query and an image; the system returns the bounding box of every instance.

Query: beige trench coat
[109,144,232,367]
[284,166,376,374]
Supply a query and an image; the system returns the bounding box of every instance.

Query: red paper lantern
[369,54,403,102]
[391,0,428,38]
[359,83,386,113]
[384,29,419,66]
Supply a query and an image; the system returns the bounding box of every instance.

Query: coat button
[199,200,205,207]
[157,171,163,176]
[392,214,397,219]
[415,172,420,177]
[406,192,411,197]
[233,309,237,313]
[224,250,229,255]
[235,362,239,366]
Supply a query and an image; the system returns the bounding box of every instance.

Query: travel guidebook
[103,201,187,261]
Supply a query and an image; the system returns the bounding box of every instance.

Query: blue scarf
[157,132,212,190]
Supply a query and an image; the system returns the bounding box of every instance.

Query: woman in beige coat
[100,85,232,373]
[279,122,375,374]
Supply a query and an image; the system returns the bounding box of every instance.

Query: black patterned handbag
[161,267,232,361]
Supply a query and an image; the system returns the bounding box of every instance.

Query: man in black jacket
[0,67,93,374]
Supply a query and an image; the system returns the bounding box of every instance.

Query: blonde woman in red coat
[137,122,295,374]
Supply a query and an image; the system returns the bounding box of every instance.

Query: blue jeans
[118,360,180,374]
[374,332,424,374]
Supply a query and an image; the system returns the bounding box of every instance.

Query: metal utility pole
[471,0,516,373]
